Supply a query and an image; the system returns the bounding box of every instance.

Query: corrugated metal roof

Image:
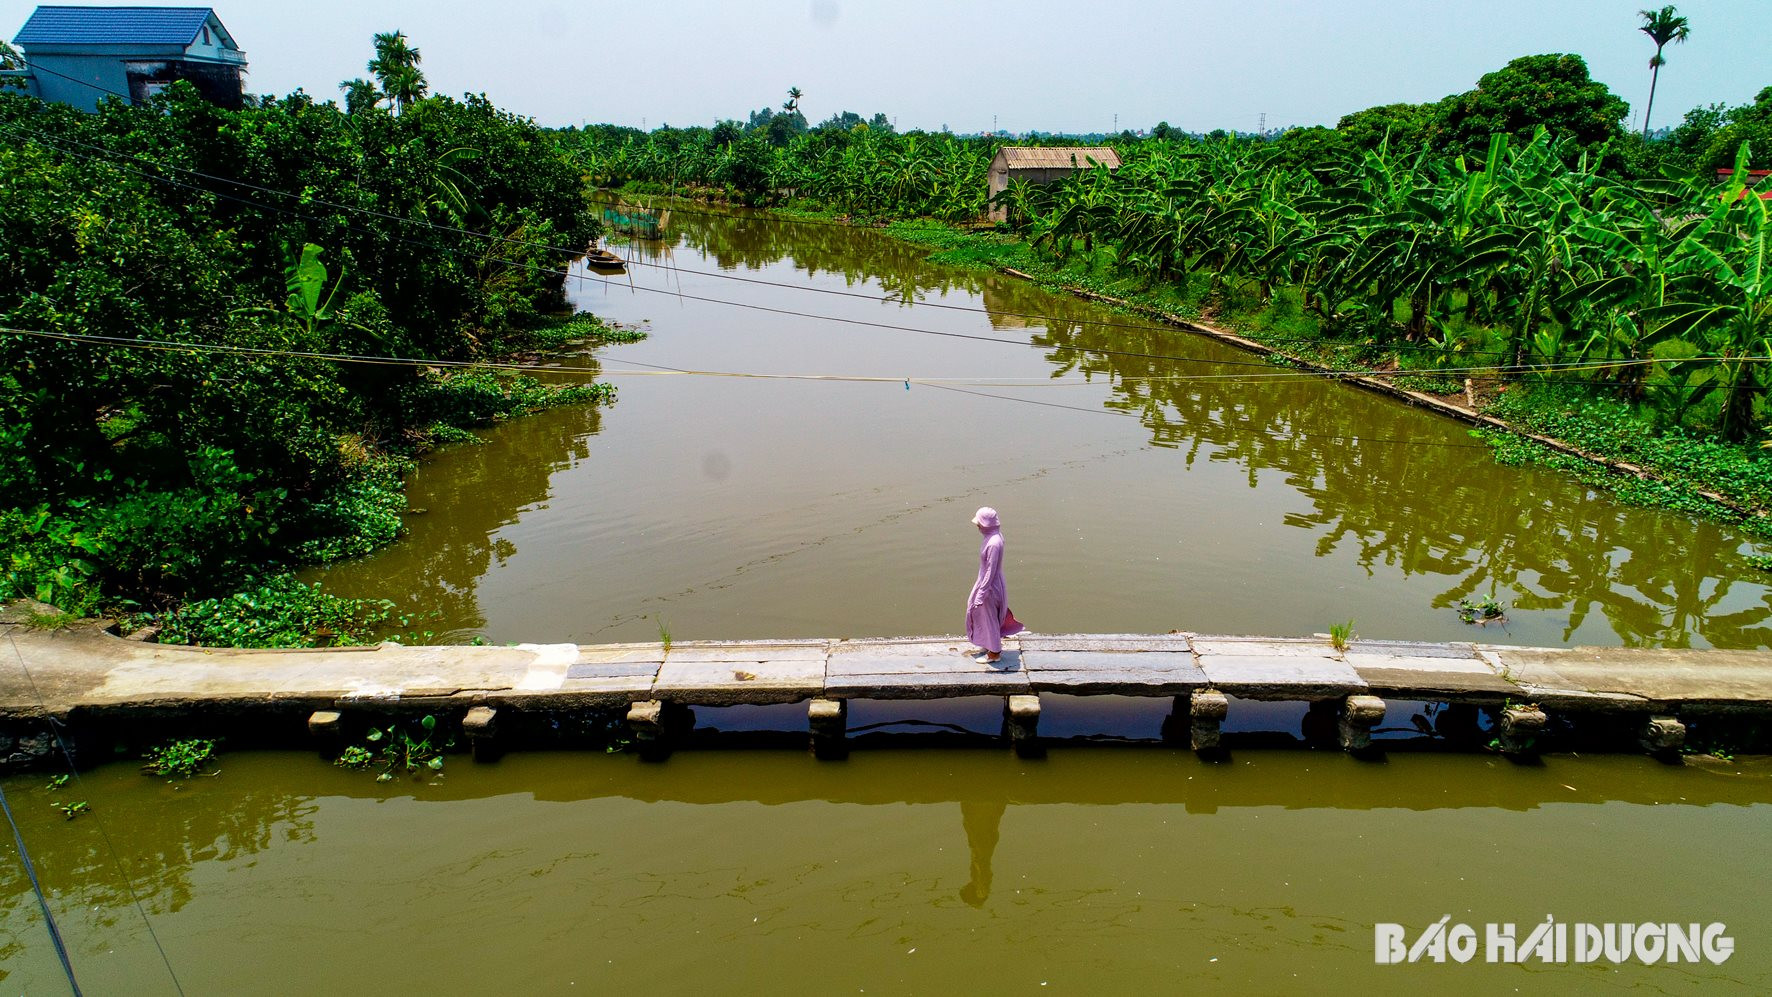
[14,6,216,47]
[996,147,1122,170]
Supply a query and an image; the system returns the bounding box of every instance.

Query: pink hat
[971,507,1000,529]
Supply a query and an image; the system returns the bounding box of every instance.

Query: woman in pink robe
[965,507,1024,663]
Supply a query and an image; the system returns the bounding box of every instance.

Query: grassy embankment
[130,315,649,648]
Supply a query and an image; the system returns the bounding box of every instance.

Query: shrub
[151,575,395,648]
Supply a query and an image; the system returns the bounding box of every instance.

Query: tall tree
[1638,5,1691,139]
[783,86,803,115]
[0,39,24,90]
[1436,54,1627,161]
[368,30,428,115]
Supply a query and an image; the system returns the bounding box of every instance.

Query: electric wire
[0,324,1694,388]
[0,780,80,996]
[0,324,1504,450]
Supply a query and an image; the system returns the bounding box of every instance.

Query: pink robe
[966,529,1024,653]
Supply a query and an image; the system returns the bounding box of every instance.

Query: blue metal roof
[14,6,218,47]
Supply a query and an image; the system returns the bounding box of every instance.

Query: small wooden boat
[585,247,627,273]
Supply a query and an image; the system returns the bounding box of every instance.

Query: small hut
[987,146,1121,221]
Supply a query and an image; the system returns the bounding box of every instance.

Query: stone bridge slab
[826,638,1028,699]
[1195,640,1366,700]
[1022,649,1205,696]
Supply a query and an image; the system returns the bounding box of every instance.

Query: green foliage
[52,800,89,820]
[1481,385,1772,526]
[1335,102,1439,155]
[2,51,619,619]
[149,575,395,648]
[334,745,374,769]
[338,715,450,782]
[399,368,615,429]
[1456,596,1508,624]
[18,609,81,631]
[424,423,485,447]
[142,738,219,780]
[367,30,427,114]
[1436,54,1628,162]
[293,462,408,563]
[1328,620,1355,652]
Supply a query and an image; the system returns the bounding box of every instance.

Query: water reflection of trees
[308,400,606,637]
[0,781,317,975]
[1020,306,1772,649]
[661,208,993,309]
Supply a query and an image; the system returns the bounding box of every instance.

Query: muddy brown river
[310,203,1770,650]
[1,749,1768,993]
[8,205,1766,994]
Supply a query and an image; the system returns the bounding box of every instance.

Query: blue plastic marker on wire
[905,378,910,390]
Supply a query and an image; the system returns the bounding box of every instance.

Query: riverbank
[8,312,642,651]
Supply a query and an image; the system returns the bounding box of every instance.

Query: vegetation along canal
[309,205,1772,650]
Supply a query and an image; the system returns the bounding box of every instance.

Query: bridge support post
[307,710,344,759]
[1638,714,1686,756]
[462,706,499,763]
[809,698,848,760]
[1189,690,1229,755]
[1338,695,1386,755]
[1006,695,1041,758]
[1498,704,1547,757]
[627,700,670,761]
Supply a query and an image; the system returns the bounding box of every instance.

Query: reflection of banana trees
[1027,303,1772,648]
[662,206,994,306]
[310,398,606,632]
[0,782,317,947]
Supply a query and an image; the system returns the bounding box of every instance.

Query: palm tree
[368,30,428,115]
[1638,5,1691,139]
[783,86,803,115]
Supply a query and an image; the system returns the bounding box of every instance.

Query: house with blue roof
[7,6,246,111]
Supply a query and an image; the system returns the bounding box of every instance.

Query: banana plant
[1644,144,1772,440]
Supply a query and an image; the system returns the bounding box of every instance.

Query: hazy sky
[7,1,1765,133]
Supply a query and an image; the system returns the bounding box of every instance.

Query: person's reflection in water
[958,800,1007,907]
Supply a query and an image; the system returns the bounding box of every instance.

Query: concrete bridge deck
[3,614,1770,761]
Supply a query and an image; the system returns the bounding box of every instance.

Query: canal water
[1,749,1768,993]
[10,208,1769,992]
[310,203,1771,649]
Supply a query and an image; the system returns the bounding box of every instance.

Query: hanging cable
[1,324,1692,390]
[0,783,81,996]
